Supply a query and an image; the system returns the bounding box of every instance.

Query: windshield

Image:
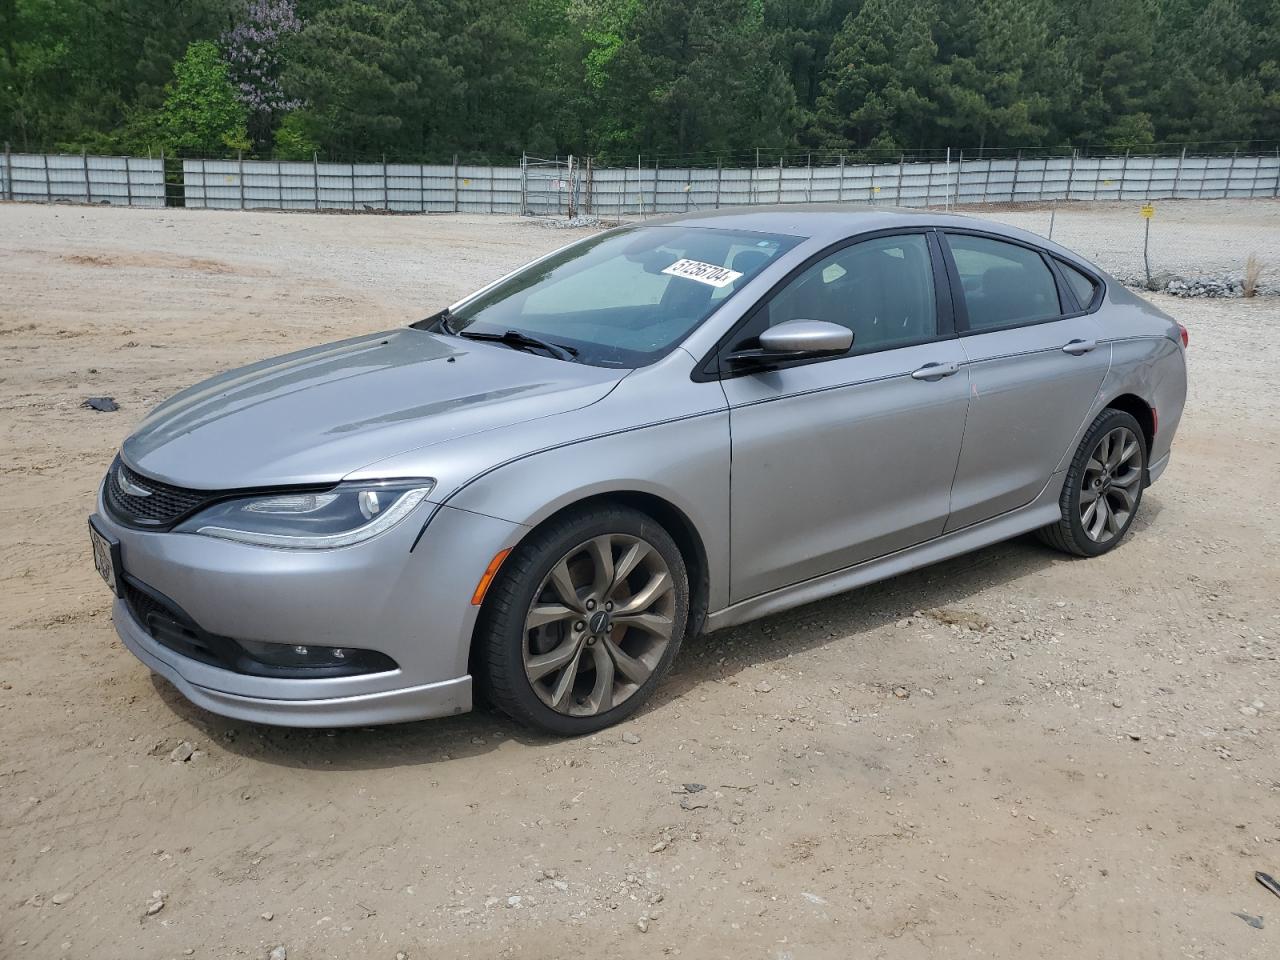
[432,225,801,367]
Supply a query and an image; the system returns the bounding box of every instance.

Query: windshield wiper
[457,328,578,362]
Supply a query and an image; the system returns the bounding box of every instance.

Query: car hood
[122,329,625,489]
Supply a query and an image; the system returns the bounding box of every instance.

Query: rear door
[941,231,1112,531]
[718,231,971,602]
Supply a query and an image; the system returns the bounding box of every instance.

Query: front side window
[947,234,1061,331]
[755,233,938,353]
[438,225,800,367]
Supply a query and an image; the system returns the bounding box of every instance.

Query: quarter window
[947,234,1061,330]
[759,234,937,353]
[1057,259,1100,309]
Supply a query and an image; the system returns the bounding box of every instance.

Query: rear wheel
[1038,408,1147,557]
[476,505,688,735]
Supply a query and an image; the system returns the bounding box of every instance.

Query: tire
[1037,407,1147,557]
[475,504,689,735]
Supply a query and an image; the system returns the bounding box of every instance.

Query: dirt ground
[1,201,1278,960]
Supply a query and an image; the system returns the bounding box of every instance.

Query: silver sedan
[89,207,1188,735]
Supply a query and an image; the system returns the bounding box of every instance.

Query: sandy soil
[1,201,1278,960]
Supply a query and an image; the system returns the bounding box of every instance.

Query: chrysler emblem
[119,472,153,498]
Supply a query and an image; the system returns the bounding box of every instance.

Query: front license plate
[89,517,122,597]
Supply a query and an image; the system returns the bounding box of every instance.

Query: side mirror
[728,319,853,369]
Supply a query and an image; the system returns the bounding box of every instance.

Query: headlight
[178,479,435,549]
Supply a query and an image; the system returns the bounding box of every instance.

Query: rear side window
[946,234,1061,331]
[1057,259,1100,309]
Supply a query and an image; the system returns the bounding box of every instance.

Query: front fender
[443,409,733,613]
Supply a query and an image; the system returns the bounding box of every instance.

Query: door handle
[911,361,960,381]
[1062,338,1097,355]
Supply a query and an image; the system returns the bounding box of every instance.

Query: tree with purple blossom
[221,0,304,150]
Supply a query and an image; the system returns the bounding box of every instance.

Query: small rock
[169,741,195,763]
[682,783,706,793]
[1112,700,1123,708]
[146,899,165,916]
[396,953,408,960]
[636,916,649,933]
[261,911,274,921]
[1232,912,1264,929]
[51,892,71,905]
[183,950,194,956]
[506,895,522,908]
[552,879,568,892]
[1239,706,1259,718]
[649,840,668,853]
[1126,732,1142,741]
[892,686,909,699]
[268,947,287,960]
[801,891,827,905]
[754,680,773,693]
[679,796,709,811]
[621,732,641,745]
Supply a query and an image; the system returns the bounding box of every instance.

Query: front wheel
[1038,408,1147,557]
[475,505,689,735]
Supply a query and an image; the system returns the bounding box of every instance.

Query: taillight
[1178,323,1189,348]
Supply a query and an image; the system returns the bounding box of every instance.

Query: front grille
[104,457,213,529]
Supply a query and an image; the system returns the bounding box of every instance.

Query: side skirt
[703,473,1066,633]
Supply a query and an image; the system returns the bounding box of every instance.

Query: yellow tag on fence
[1140,203,1155,219]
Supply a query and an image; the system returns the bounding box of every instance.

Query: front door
[720,232,971,603]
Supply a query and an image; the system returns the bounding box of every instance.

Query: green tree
[281,0,454,158]
[814,0,946,153]
[155,40,251,155]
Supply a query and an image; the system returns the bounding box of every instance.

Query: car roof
[642,204,1089,267]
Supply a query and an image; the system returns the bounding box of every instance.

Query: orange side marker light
[471,548,512,605]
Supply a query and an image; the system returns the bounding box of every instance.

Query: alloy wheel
[522,534,676,716]
[1080,425,1142,543]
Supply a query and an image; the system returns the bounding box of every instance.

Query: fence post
[896,154,904,205]
[312,151,320,210]
[519,153,527,216]
[567,154,576,219]
[807,154,815,204]
[382,154,388,210]
[653,156,660,216]
[1273,146,1279,199]
[124,157,133,206]
[714,156,722,208]
[955,149,963,208]
[43,151,51,202]
[1119,149,1129,200]
[1224,148,1237,199]
[82,149,91,203]
[1048,199,1057,240]
[1066,148,1076,201]
[1010,149,1022,204]
[943,147,950,211]
[777,155,783,204]
[237,150,246,210]
[838,154,845,202]
[1171,145,1185,199]
[452,154,460,212]
[981,149,992,203]
[3,141,11,201]
[349,161,355,211]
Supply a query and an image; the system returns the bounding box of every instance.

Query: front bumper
[96,488,525,727]
[115,597,472,726]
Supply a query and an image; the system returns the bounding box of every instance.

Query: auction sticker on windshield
[662,259,743,288]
